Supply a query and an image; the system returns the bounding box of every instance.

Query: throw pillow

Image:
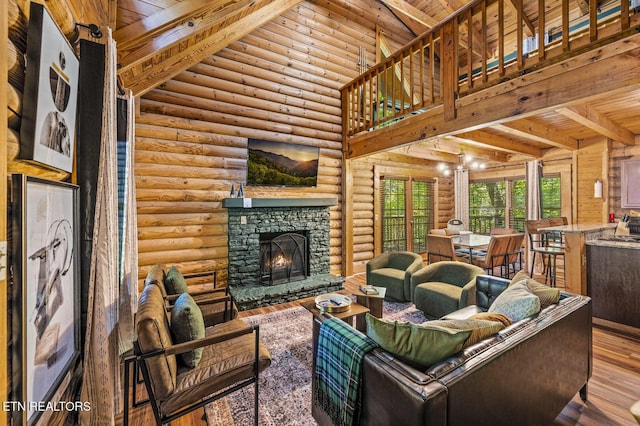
[509,270,530,286]
[171,293,205,368]
[525,279,561,308]
[428,319,505,348]
[488,280,541,322]
[366,314,471,369]
[165,265,189,295]
[469,312,513,328]
[509,270,560,308]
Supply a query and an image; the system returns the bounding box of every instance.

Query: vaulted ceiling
[113,0,640,168]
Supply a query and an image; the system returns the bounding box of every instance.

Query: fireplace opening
[259,231,308,285]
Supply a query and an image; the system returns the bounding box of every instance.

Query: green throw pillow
[171,293,205,368]
[428,319,505,348]
[366,314,471,369]
[165,266,189,295]
[488,280,541,322]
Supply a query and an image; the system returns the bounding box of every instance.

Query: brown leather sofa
[312,275,592,426]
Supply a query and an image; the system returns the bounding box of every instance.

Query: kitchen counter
[537,223,616,295]
[538,223,616,234]
[587,238,640,250]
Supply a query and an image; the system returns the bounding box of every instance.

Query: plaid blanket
[313,317,378,426]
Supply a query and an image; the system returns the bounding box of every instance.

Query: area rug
[204,300,426,425]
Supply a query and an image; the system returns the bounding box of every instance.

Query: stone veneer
[224,198,344,310]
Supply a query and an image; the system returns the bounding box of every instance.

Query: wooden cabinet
[587,243,640,328]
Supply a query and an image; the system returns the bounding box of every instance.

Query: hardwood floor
[120,274,640,425]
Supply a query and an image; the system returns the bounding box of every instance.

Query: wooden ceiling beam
[119,0,303,96]
[114,0,238,51]
[393,143,460,163]
[116,0,257,74]
[378,0,439,28]
[493,119,579,150]
[449,132,543,156]
[369,151,441,167]
[399,139,510,163]
[504,0,535,36]
[556,105,636,146]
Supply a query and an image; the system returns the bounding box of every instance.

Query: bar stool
[526,219,565,287]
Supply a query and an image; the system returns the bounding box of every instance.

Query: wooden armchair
[134,284,271,425]
[145,264,238,326]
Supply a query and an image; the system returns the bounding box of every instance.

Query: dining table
[451,233,492,263]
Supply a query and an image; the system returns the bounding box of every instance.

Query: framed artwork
[19,2,79,172]
[621,158,640,208]
[11,175,81,425]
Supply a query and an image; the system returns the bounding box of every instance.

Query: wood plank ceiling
[114,0,640,168]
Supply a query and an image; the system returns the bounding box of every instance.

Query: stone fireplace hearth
[223,197,344,310]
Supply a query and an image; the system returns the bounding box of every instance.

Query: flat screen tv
[246,139,320,187]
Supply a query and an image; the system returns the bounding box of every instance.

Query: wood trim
[342,157,354,277]
[1,0,8,421]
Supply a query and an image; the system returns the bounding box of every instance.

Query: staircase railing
[342,0,639,138]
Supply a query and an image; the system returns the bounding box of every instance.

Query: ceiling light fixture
[438,153,486,176]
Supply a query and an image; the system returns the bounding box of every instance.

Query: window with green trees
[469,175,560,233]
[381,178,434,253]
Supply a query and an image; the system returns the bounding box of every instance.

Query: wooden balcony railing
[342,0,639,137]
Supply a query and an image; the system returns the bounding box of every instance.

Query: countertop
[538,223,617,233]
[586,239,640,249]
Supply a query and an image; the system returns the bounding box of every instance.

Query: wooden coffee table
[302,298,370,332]
[355,286,386,319]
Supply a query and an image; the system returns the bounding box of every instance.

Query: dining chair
[505,233,526,276]
[426,234,468,263]
[490,227,516,235]
[470,234,511,277]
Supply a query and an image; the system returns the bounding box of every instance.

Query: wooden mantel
[222,197,338,209]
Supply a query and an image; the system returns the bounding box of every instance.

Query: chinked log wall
[133,0,422,288]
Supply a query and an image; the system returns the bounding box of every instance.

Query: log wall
[134,0,415,287]
[349,156,454,273]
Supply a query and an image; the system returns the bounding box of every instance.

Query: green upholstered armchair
[366,251,424,302]
[411,261,485,319]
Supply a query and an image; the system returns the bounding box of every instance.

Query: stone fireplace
[223,197,344,309]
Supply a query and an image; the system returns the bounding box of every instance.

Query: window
[381,177,435,253]
[469,175,561,233]
[510,179,526,232]
[382,178,407,252]
[469,181,506,233]
[540,175,561,218]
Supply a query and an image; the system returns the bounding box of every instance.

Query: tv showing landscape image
[247,139,320,186]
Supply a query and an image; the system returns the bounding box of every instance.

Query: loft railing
[342,0,639,137]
